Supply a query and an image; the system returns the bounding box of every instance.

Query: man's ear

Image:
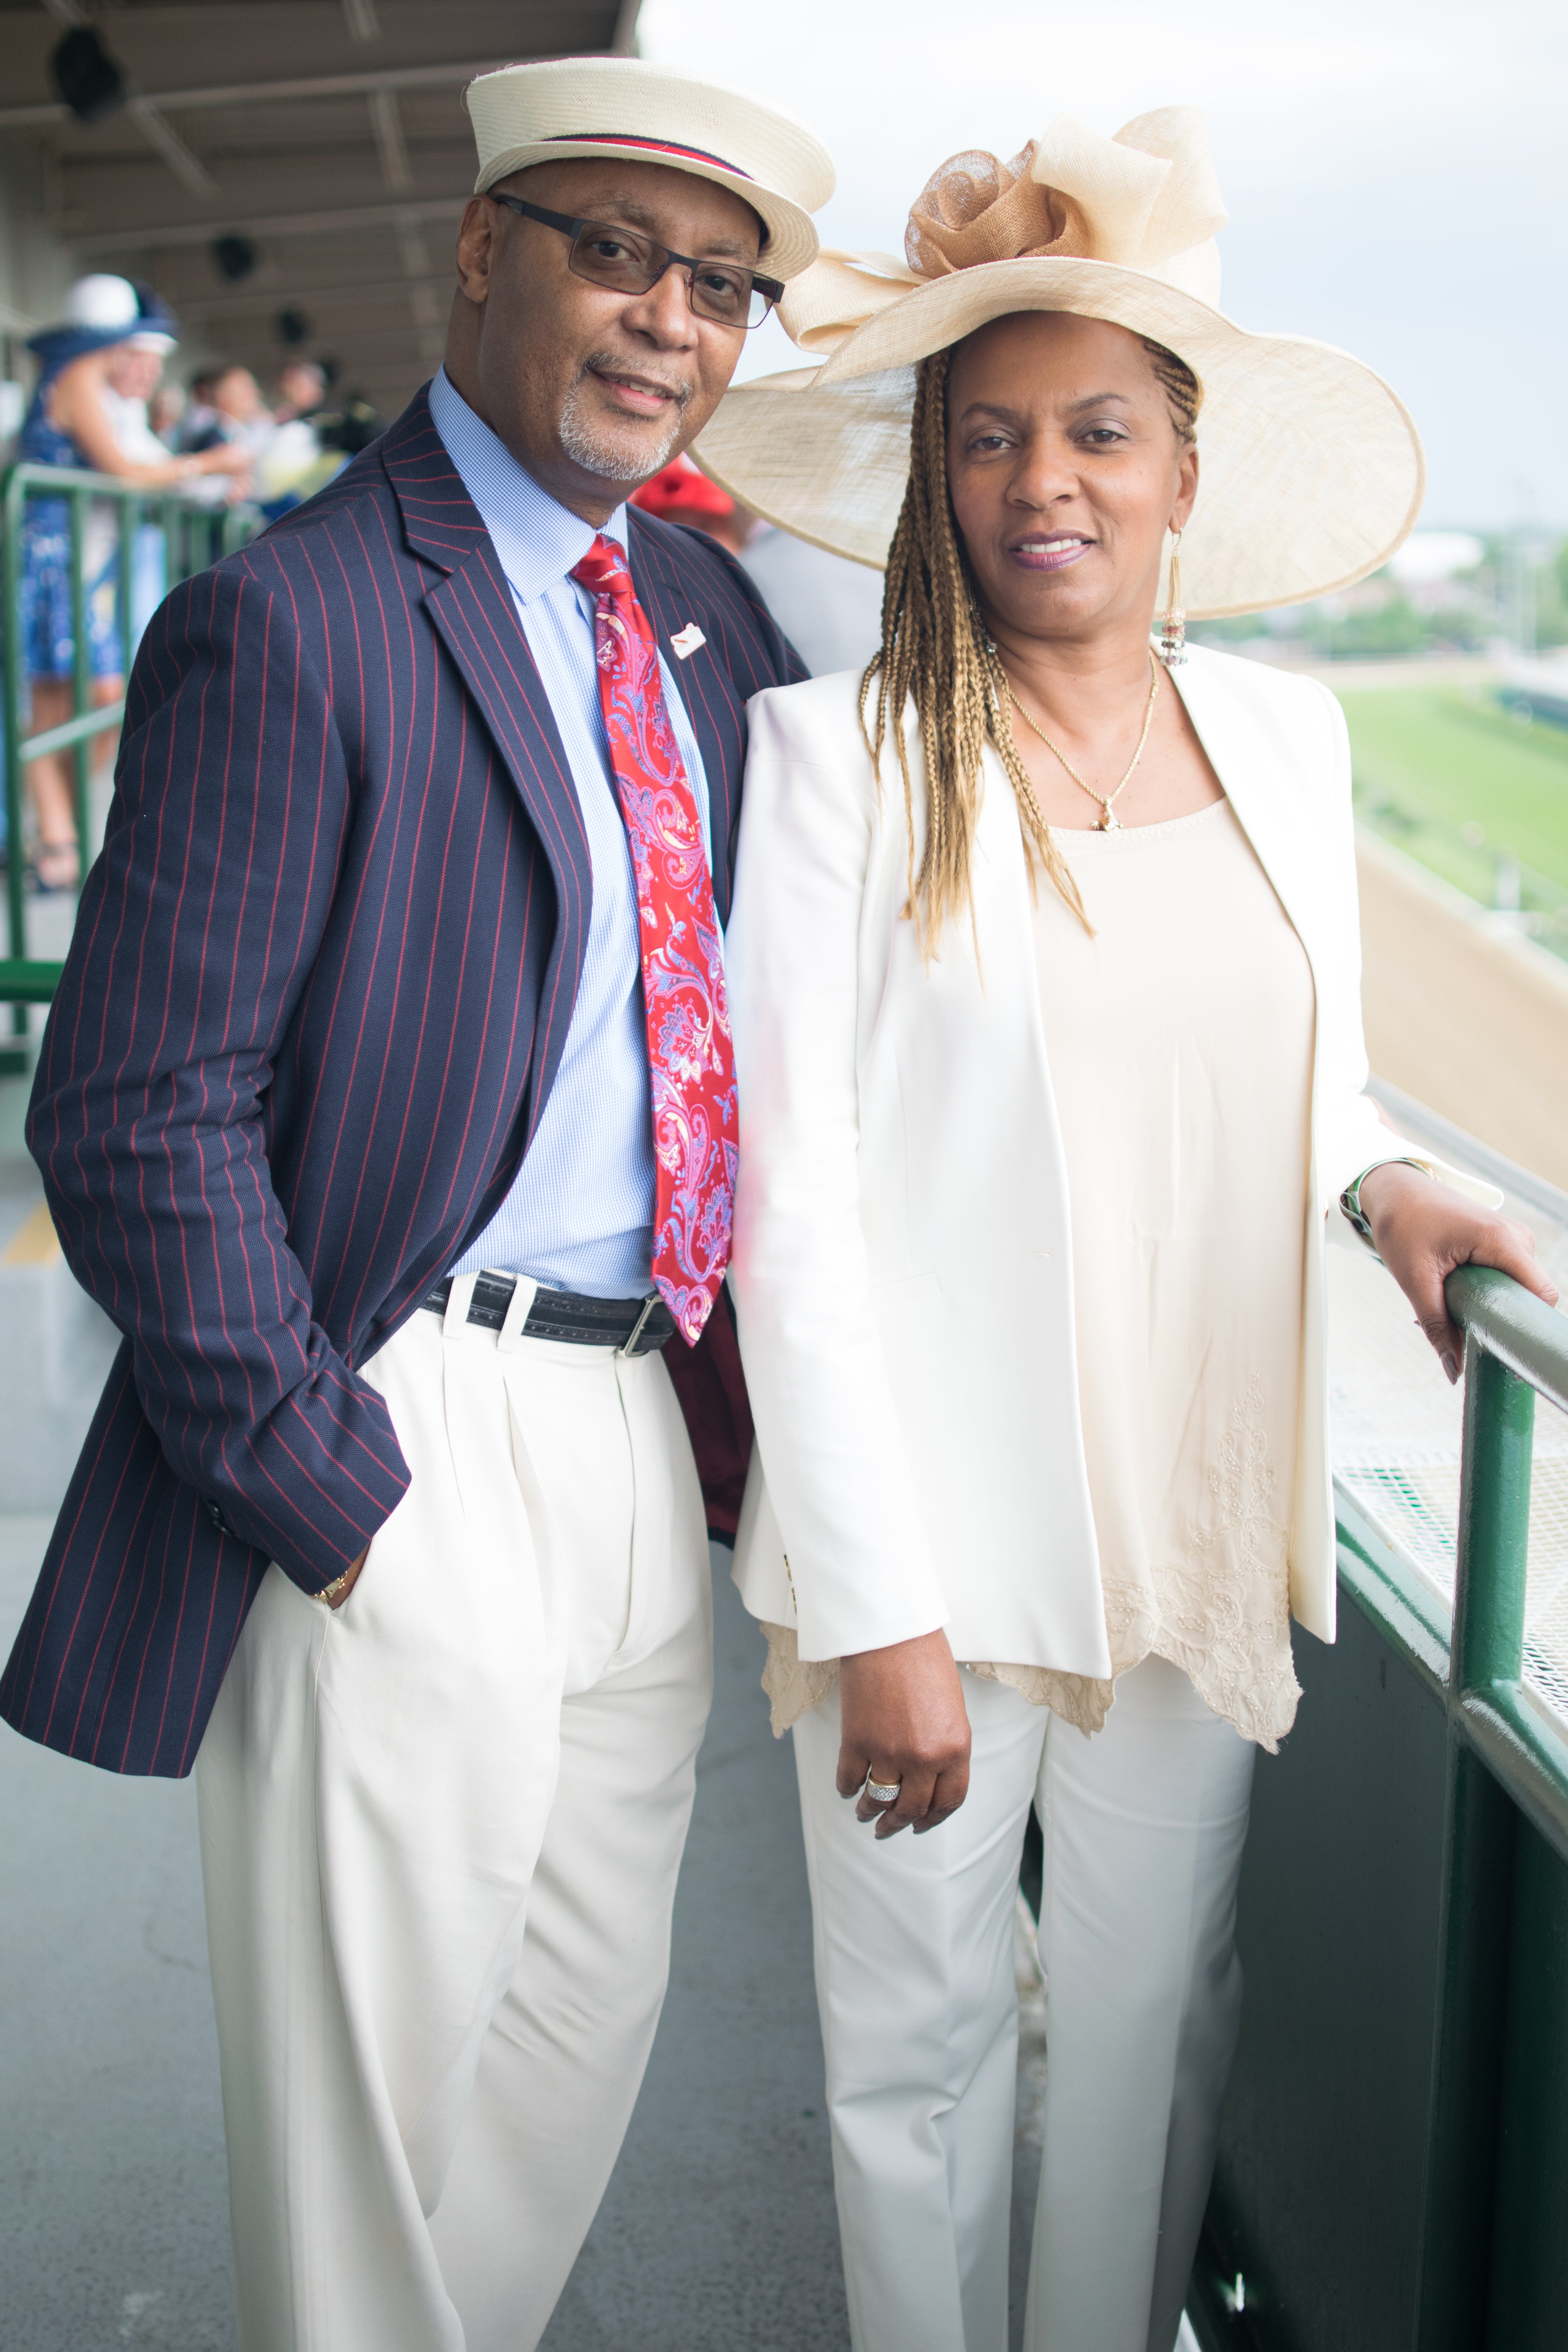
[454,197,496,307]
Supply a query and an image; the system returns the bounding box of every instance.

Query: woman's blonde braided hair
[860,335,1201,950]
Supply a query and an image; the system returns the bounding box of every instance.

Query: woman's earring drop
[1159,529,1187,667]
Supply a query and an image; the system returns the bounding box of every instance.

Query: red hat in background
[630,456,735,524]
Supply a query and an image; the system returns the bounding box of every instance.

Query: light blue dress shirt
[428,368,714,1298]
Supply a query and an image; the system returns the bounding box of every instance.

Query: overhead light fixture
[212,235,259,283]
[275,308,312,347]
[50,27,128,124]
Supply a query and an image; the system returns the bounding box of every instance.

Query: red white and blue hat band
[549,132,753,180]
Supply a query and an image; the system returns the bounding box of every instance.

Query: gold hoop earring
[1159,528,1187,667]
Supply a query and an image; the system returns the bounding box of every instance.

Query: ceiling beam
[368,87,414,194]
[0,55,527,131]
[174,272,452,318]
[342,0,381,38]
[76,193,467,257]
[127,98,219,200]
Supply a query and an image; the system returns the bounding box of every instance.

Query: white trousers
[196,1293,713,2352]
[792,1655,1257,2352]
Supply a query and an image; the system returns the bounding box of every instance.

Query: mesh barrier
[1329,1085,1568,1731]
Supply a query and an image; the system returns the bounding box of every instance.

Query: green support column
[1,469,29,1062]
[1415,1322,1535,2352]
[1453,1341,1534,1697]
[68,484,91,854]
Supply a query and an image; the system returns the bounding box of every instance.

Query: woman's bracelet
[1339,1157,1434,1243]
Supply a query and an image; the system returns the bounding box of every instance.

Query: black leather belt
[421,1273,675,1356]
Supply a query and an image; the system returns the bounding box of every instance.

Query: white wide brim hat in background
[693,109,1426,617]
[465,57,835,285]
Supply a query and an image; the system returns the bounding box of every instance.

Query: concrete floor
[1,1505,1054,2352]
[0,1528,854,2352]
[0,1515,236,2352]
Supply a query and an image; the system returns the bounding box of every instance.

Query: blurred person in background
[717,105,1559,2352]
[211,363,274,453]
[633,451,885,674]
[178,368,220,448]
[272,356,327,422]
[148,379,186,446]
[102,332,204,651]
[312,387,386,456]
[180,362,274,457]
[13,275,247,889]
[630,449,755,554]
[180,363,279,503]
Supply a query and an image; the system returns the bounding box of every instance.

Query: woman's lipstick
[1008,534,1092,572]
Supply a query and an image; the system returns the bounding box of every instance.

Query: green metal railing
[1413,1266,1568,2352]
[1191,1261,1568,2352]
[1,461,258,1060]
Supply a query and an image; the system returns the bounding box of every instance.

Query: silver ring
[864,1775,902,1804]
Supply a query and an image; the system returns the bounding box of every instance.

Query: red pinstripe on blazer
[0,385,804,1777]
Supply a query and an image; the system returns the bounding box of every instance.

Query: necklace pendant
[1096,808,1121,832]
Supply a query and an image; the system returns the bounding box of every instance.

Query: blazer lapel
[1168,653,1330,984]
[383,388,593,1129]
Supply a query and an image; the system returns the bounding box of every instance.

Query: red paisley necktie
[570,534,737,1345]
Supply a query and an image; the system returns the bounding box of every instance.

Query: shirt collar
[427,366,630,608]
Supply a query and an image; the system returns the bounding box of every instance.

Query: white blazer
[725,646,1488,1675]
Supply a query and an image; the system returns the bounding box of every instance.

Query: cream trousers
[195,1290,713,2352]
[792,1654,1257,2352]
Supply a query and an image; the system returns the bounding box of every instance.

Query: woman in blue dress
[15,274,247,889]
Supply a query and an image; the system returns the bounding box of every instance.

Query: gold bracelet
[314,1563,356,1606]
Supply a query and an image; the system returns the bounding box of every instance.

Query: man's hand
[324,1547,369,1610]
[837,1628,971,1838]
[1357,1162,1559,1383]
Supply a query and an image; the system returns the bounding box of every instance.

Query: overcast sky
[641,0,1566,531]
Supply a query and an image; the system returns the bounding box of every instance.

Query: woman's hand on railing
[1357,1161,1560,1383]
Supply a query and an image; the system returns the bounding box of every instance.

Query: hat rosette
[693,108,1425,617]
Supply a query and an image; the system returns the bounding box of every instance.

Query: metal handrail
[1444,1264,1568,1854]
[1,460,260,1031]
[1412,1261,1568,2347]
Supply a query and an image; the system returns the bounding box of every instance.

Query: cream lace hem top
[761,795,1314,1754]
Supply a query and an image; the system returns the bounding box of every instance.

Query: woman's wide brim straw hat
[465,58,835,285]
[29,272,178,363]
[693,109,1426,616]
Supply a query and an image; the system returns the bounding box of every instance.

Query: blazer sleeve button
[204,1497,232,1537]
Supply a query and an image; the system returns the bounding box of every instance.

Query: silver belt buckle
[618,1296,659,1358]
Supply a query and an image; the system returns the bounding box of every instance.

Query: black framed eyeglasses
[490,194,784,331]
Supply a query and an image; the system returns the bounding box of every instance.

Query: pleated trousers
[196,1284,713,2352]
[792,1654,1257,2352]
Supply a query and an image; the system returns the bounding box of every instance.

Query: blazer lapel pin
[669,622,707,661]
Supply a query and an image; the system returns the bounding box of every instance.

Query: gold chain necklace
[1002,649,1161,832]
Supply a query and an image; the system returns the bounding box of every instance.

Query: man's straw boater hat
[465,58,835,285]
[693,108,1426,616]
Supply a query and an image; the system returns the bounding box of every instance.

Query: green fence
[1189,1264,1568,2352]
[1,460,258,1054]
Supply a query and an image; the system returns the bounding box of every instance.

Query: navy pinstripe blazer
[0,387,803,1777]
